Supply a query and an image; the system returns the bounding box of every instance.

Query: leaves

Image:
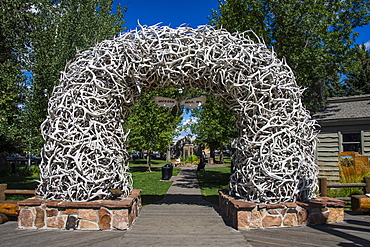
[210,0,370,112]
[124,88,182,163]
[189,95,237,157]
[0,0,127,154]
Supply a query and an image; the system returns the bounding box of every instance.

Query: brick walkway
[1,166,370,246]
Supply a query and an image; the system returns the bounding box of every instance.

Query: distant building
[314,94,370,183]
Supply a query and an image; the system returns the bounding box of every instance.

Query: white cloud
[181,116,198,125]
[365,40,370,50]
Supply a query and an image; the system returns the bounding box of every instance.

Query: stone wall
[18,189,141,230]
[219,190,346,230]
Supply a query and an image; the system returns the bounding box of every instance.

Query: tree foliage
[342,45,370,95]
[210,0,370,112]
[0,0,31,154]
[124,88,183,170]
[189,95,237,162]
[0,0,127,154]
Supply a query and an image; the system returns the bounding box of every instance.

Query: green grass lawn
[1,164,180,204]
[130,166,180,205]
[197,166,231,206]
[128,159,172,167]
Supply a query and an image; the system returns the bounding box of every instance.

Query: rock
[112,210,129,230]
[35,207,45,228]
[66,215,78,230]
[98,208,111,230]
[79,220,99,230]
[262,215,282,228]
[0,213,8,224]
[283,214,298,227]
[78,209,97,222]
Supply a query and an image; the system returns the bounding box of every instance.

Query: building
[313,94,370,183]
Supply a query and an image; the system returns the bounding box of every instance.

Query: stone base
[17,189,142,230]
[219,190,346,230]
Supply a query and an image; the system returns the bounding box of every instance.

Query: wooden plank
[4,189,35,195]
[327,183,366,188]
[317,132,338,138]
[0,184,6,201]
[317,156,339,162]
[317,139,338,144]
[317,147,339,152]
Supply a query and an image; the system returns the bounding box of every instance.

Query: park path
[119,167,250,246]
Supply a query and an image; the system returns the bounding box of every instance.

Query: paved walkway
[0,166,370,246]
[121,167,249,246]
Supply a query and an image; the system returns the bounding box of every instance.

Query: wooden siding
[364,130,370,154]
[316,132,340,183]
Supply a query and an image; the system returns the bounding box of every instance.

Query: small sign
[154,96,206,109]
[180,96,206,109]
[154,96,178,108]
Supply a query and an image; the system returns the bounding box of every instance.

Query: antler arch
[37,25,318,203]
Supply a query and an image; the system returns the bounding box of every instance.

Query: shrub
[186,155,198,163]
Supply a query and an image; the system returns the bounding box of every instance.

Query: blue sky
[115,0,370,49]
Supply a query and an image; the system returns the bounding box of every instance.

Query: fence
[0,184,35,201]
[318,177,370,201]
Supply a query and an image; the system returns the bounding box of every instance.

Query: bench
[351,195,370,214]
[0,184,35,223]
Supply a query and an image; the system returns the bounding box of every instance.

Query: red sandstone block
[112,210,129,230]
[281,202,297,208]
[79,219,99,230]
[58,201,102,209]
[18,197,43,206]
[101,200,133,209]
[78,209,97,221]
[61,208,78,215]
[265,203,285,209]
[35,207,45,228]
[263,215,282,228]
[237,211,251,230]
[98,208,111,230]
[283,214,298,227]
[232,200,256,210]
[44,200,63,207]
[18,209,34,228]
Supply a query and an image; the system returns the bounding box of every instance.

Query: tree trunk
[166,142,171,162]
[147,152,152,172]
[210,145,215,164]
[219,143,224,164]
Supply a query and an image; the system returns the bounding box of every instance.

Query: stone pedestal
[17,189,141,230]
[219,190,346,230]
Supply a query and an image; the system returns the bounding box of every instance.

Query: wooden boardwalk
[1,167,370,246]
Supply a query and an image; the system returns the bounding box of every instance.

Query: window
[342,132,361,153]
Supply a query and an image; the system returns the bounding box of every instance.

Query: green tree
[125,88,182,171]
[189,95,237,163]
[342,44,370,95]
[210,0,370,112]
[22,0,127,154]
[0,0,32,154]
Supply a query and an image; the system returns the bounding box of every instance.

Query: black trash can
[162,164,173,180]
